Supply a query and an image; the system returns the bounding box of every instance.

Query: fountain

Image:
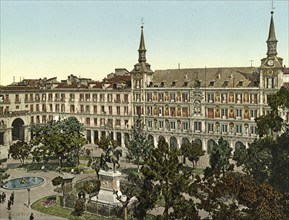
[2,176,45,190]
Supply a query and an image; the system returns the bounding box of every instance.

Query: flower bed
[41,196,56,207]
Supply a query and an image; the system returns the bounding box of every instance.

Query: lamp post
[27,187,31,208]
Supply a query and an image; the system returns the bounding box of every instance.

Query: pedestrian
[8,212,12,220]
[10,192,14,205]
[29,213,34,220]
[7,199,11,210]
[0,193,2,203]
[2,192,6,202]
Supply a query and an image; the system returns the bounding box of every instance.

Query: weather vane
[141,17,144,26]
[271,0,275,12]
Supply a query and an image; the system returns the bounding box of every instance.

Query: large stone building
[0,11,288,153]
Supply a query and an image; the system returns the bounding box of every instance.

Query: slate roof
[152,67,259,88]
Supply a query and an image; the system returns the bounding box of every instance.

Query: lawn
[31,195,121,220]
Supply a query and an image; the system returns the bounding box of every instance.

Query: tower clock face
[267,59,274,66]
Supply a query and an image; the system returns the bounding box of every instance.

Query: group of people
[1,191,35,219]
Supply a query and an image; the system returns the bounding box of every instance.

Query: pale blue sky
[1,0,288,85]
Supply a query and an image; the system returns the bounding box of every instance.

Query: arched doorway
[235,141,245,151]
[207,139,215,154]
[181,137,190,146]
[170,136,178,150]
[12,118,25,141]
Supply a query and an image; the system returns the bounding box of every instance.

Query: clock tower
[260,11,283,89]
[131,26,154,90]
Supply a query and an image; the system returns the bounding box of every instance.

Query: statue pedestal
[91,170,122,204]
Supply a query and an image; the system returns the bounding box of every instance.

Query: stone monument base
[91,170,122,205]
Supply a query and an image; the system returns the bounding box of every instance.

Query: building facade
[1,11,288,153]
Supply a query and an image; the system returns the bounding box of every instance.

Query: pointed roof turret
[138,26,147,63]
[266,11,278,56]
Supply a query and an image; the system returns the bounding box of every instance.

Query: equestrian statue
[100,143,122,173]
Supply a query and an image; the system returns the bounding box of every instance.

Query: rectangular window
[159,120,164,129]
[207,108,214,118]
[115,94,121,102]
[100,94,104,102]
[86,118,90,125]
[94,118,97,125]
[117,107,121,115]
[236,124,242,134]
[236,109,242,119]
[207,93,214,103]
[222,124,228,133]
[208,123,214,133]
[80,105,84,113]
[221,108,228,119]
[194,121,201,132]
[93,94,97,101]
[221,93,227,103]
[124,106,128,115]
[106,119,113,127]
[124,94,129,103]
[183,122,189,131]
[147,120,153,129]
[115,119,121,127]
[109,106,112,115]
[170,121,176,130]
[61,104,65,112]
[94,106,97,114]
[85,94,90,101]
[158,93,163,102]
[251,126,257,135]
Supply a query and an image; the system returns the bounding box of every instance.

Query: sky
[0,0,288,86]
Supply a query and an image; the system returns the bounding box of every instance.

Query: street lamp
[27,187,31,208]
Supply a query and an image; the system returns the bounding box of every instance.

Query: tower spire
[266,11,278,56]
[138,26,147,63]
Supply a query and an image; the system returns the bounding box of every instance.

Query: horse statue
[100,145,122,173]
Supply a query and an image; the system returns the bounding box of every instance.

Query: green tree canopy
[180,140,204,167]
[29,117,86,167]
[141,138,200,219]
[125,116,153,172]
[256,86,289,136]
[204,137,234,177]
[9,141,32,165]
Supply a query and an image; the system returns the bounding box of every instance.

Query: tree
[233,133,289,193]
[204,137,234,177]
[51,176,63,192]
[29,117,87,167]
[141,138,200,219]
[114,173,140,220]
[198,172,288,219]
[9,141,32,165]
[95,136,117,152]
[256,86,289,136]
[233,137,273,183]
[125,116,153,172]
[180,141,204,167]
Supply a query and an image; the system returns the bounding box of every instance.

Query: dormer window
[149,81,153,87]
[223,81,229,87]
[172,81,177,87]
[183,81,188,87]
[237,81,243,87]
[160,82,165,87]
[209,81,215,87]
